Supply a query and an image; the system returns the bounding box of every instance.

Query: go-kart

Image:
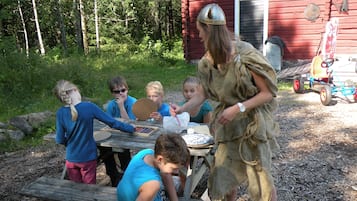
[293,17,357,105]
[293,56,357,106]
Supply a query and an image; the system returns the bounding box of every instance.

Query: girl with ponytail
[54,80,135,184]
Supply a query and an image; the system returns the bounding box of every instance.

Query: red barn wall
[268,0,357,60]
[331,1,357,57]
[182,0,357,62]
[181,0,234,62]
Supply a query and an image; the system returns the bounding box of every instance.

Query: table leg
[183,156,209,200]
[60,165,67,179]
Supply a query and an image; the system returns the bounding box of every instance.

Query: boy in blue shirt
[117,134,190,201]
[101,76,137,186]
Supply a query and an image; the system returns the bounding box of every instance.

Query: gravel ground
[0,89,356,201]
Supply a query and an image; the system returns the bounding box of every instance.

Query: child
[100,76,137,186]
[117,134,190,201]
[180,76,212,124]
[146,81,171,122]
[54,80,135,184]
[106,76,137,120]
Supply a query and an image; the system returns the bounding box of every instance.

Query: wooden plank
[21,176,203,201]
[20,176,117,201]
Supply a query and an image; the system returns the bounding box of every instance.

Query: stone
[0,121,8,129]
[8,129,25,141]
[27,111,53,128]
[9,116,33,135]
[0,132,7,142]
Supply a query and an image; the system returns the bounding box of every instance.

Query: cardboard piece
[132,98,158,121]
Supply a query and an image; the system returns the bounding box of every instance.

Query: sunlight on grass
[278,80,293,91]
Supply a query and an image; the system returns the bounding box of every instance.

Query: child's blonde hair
[146,81,164,97]
[54,80,79,121]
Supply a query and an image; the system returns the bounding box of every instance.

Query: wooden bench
[20,176,117,201]
[20,176,202,201]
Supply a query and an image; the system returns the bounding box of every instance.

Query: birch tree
[31,0,45,55]
[79,0,88,55]
[94,0,100,54]
[18,0,29,57]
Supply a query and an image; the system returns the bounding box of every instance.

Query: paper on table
[191,125,211,136]
[163,112,190,134]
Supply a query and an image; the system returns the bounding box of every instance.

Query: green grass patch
[278,80,293,91]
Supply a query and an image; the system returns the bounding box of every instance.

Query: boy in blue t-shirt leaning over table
[117,134,190,201]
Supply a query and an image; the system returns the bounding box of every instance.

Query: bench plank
[20,176,116,201]
[20,176,202,201]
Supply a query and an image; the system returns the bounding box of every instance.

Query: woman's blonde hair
[196,3,235,65]
[54,80,79,121]
[146,81,164,97]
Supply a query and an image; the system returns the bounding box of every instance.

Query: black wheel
[293,76,304,93]
[320,85,332,106]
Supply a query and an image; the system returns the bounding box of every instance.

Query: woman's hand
[169,103,181,116]
[218,105,239,125]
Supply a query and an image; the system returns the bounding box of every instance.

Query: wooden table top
[45,119,212,156]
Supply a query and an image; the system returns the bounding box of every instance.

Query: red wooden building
[181,0,357,62]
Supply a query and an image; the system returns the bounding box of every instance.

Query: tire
[320,85,332,106]
[293,76,304,93]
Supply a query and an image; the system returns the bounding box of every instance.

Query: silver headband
[197,3,226,25]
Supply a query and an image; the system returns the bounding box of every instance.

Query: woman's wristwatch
[236,102,246,112]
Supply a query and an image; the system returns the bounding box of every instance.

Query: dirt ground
[0,90,356,201]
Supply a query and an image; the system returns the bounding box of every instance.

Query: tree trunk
[32,0,45,55]
[155,1,162,40]
[120,0,128,28]
[79,0,88,55]
[94,0,100,54]
[55,0,68,56]
[167,0,174,39]
[0,14,3,37]
[18,1,29,57]
[73,0,83,53]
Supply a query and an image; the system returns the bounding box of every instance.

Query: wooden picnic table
[44,119,213,200]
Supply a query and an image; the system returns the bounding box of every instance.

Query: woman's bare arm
[218,70,273,124]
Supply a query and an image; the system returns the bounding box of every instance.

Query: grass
[278,80,293,91]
